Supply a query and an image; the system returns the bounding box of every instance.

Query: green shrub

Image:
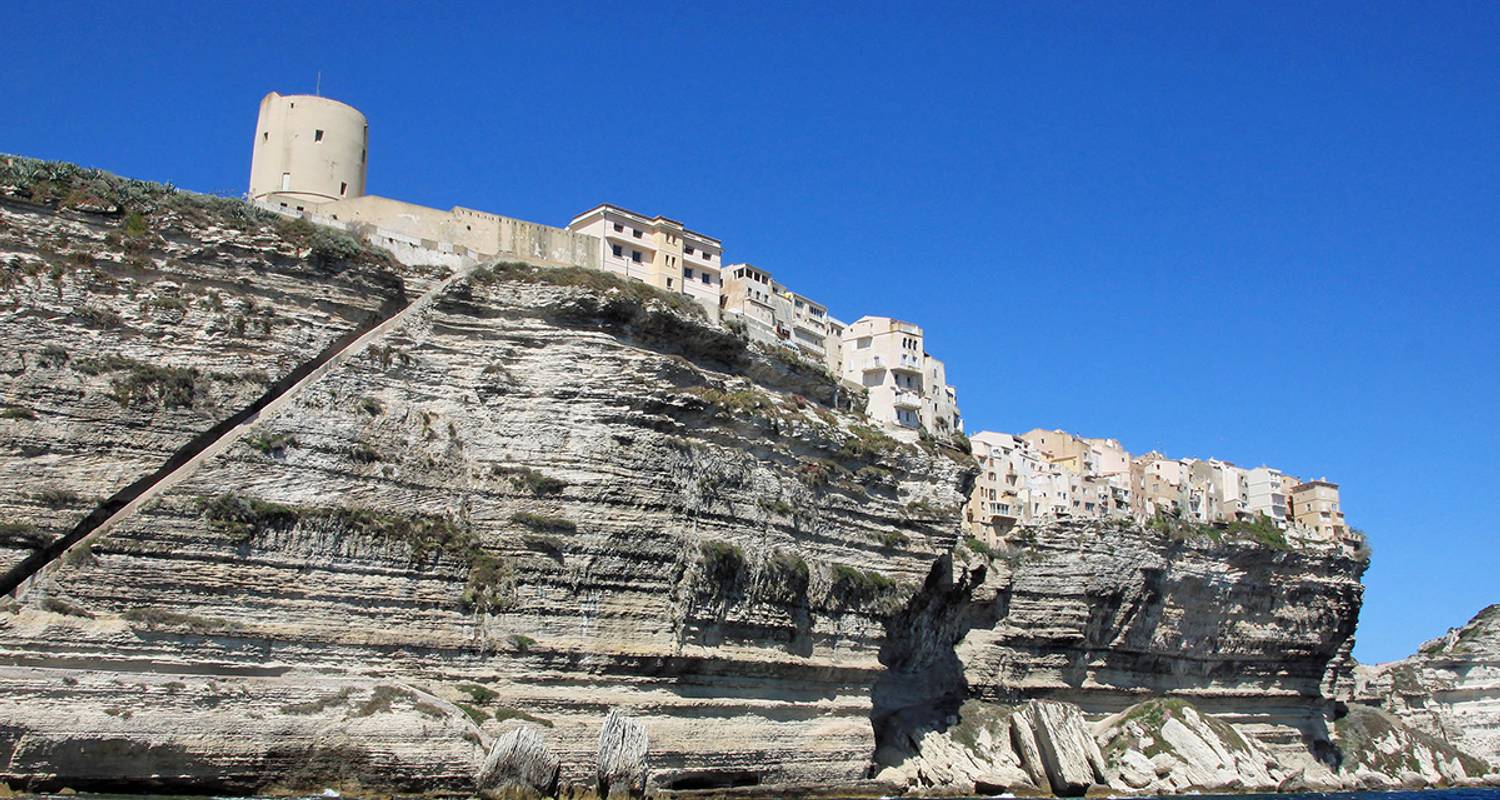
[454,702,490,724]
[493,705,555,728]
[494,466,567,496]
[358,396,384,416]
[246,431,296,455]
[510,512,576,533]
[963,535,997,560]
[0,521,46,548]
[461,552,516,615]
[829,564,899,608]
[699,539,746,587]
[0,407,37,420]
[75,305,124,328]
[507,634,537,654]
[34,488,79,508]
[457,683,499,704]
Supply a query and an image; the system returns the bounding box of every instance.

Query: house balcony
[892,389,922,410]
[862,356,887,372]
[893,353,923,373]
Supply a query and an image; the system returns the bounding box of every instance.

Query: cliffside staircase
[0,257,482,599]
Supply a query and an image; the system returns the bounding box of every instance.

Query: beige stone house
[567,204,723,319]
[1290,480,1346,538]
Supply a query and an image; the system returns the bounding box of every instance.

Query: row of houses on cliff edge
[246,91,962,440]
[964,427,1354,547]
[243,90,1348,545]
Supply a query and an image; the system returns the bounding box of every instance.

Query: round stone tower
[248,91,367,208]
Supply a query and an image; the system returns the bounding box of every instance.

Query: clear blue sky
[5,2,1497,664]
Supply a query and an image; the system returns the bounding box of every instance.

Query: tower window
[262,131,268,142]
[280,172,291,191]
[340,181,348,197]
[314,129,324,142]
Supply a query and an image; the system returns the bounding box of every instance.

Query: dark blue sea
[14,790,1500,799]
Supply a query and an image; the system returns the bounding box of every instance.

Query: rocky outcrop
[478,726,559,800]
[1332,704,1491,787]
[877,699,1108,796]
[1353,604,1500,775]
[596,711,649,799]
[1096,698,1279,793]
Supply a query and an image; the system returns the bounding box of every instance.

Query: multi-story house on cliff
[1245,466,1291,525]
[840,316,961,437]
[1290,479,1346,538]
[567,204,724,320]
[720,263,843,372]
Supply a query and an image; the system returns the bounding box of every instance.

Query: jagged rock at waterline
[477,726,559,800]
[596,711,648,799]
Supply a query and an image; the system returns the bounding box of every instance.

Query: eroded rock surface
[0,158,1478,796]
[1355,604,1500,774]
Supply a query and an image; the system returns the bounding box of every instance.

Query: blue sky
[5,2,1497,663]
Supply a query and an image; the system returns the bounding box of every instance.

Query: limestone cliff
[0,158,1457,797]
[1354,604,1500,774]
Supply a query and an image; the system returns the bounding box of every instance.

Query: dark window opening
[611,244,623,257]
[631,250,642,263]
[339,181,348,196]
[314,129,324,142]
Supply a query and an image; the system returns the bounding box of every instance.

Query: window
[262,131,268,143]
[613,223,623,232]
[631,250,642,263]
[667,278,674,288]
[685,246,695,255]
[612,244,623,257]
[339,181,348,197]
[684,268,694,279]
[632,229,642,238]
[701,272,711,284]
[314,129,324,142]
[280,172,291,190]
[361,149,366,163]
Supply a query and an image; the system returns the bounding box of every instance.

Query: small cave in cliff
[663,770,762,790]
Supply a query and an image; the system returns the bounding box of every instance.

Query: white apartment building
[1245,466,1291,525]
[840,316,961,437]
[567,204,723,320]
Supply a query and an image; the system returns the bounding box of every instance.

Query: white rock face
[1096,699,1278,793]
[0,160,1428,796]
[1333,704,1493,787]
[596,710,649,799]
[477,726,559,800]
[1356,604,1500,774]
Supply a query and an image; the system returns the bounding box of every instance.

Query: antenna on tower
[315,70,322,96]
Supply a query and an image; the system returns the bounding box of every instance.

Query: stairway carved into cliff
[0,255,480,598]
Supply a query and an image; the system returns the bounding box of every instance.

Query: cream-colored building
[249,92,367,210]
[567,204,722,319]
[1132,451,1192,518]
[1290,480,1346,538]
[719,263,844,370]
[1188,459,1247,523]
[840,316,960,437]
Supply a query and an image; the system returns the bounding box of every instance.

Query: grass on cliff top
[471,261,706,319]
[0,154,390,272]
[1148,512,1290,550]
